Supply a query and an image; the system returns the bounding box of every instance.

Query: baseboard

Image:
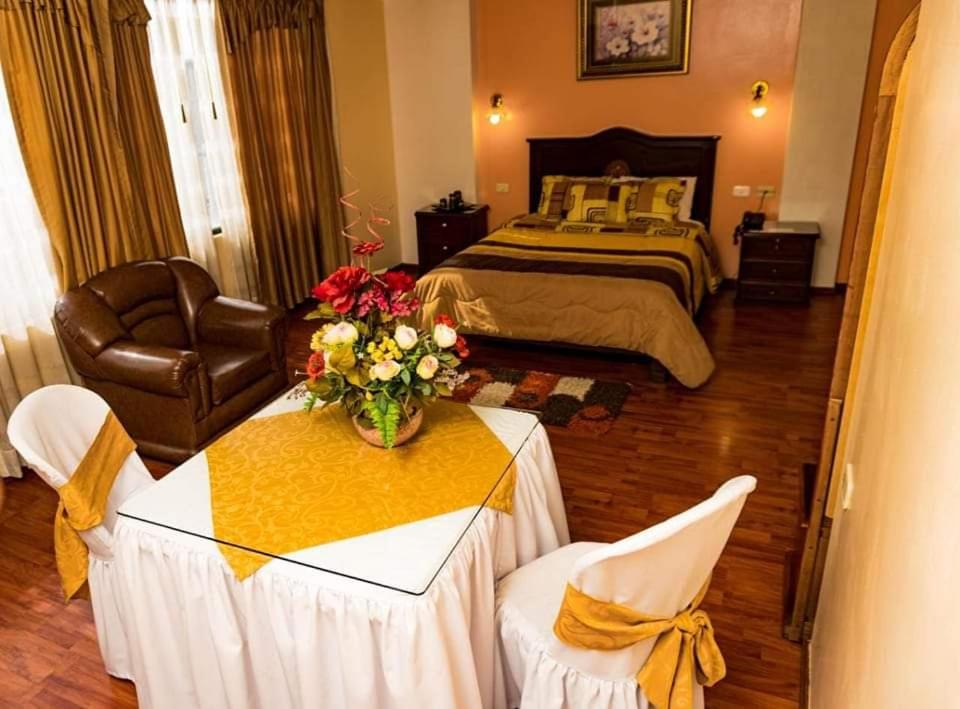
[724,278,847,296]
[812,283,847,295]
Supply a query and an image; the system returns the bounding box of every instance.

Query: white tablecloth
[113,396,569,709]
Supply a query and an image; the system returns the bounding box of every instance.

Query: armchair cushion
[55,287,131,359]
[197,344,272,405]
[198,296,286,368]
[96,342,202,398]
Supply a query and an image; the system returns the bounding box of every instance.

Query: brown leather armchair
[54,258,288,463]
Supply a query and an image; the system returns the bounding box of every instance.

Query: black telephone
[734,189,772,243]
[734,212,765,244]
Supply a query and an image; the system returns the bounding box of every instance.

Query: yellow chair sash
[207,400,518,579]
[553,578,725,709]
[54,411,136,601]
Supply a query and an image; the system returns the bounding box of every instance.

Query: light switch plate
[841,463,855,511]
[732,185,751,197]
[495,183,510,193]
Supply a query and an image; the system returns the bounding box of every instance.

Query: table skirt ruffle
[496,602,651,709]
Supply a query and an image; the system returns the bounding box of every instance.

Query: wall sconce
[487,93,505,126]
[750,81,769,119]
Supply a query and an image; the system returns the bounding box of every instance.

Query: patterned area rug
[452,366,631,435]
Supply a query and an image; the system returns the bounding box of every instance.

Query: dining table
[111,387,570,709]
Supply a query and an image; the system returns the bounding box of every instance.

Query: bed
[415,127,723,388]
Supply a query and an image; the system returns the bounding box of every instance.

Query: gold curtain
[0,0,188,291]
[111,0,189,261]
[218,0,348,308]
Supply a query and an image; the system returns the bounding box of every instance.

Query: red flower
[353,241,385,257]
[389,295,420,317]
[312,266,371,314]
[306,352,325,381]
[455,335,470,359]
[382,270,416,294]
[435,313,457,328]
[356,285,389,317]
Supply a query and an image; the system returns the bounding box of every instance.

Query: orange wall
[836,0,919,283]
[473,0,803,277]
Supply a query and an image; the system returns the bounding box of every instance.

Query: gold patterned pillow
[538,176,610,220]
[611,177,687,222]
[565,182,618,223]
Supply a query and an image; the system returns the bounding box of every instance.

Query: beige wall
[472,0,804,279]
[836,0,920,284]
[811,1,960,705]
[325,0,401,270]
[778,0,877,287]
[383,0,476,265]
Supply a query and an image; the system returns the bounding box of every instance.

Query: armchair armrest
[197,296,286,368]
[96,342,203,398]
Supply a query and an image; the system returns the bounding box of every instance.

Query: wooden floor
[0,289,843,708]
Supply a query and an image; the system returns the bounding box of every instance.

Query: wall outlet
[732,185,751,197]
[495,183,510,193]
[757,185,777,196]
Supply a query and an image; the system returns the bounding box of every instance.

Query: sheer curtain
[146,0,260,301]
[0,68,71,478]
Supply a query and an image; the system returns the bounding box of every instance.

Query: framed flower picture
[578,0,692,79]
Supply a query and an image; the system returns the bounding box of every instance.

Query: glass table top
[118,389,541,595]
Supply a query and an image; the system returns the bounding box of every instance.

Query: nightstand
[736,221,820,304]
[415,204,489,274]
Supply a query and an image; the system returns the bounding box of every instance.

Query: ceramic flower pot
[352,407,423,448]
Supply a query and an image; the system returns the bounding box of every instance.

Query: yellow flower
[310,329,324,352]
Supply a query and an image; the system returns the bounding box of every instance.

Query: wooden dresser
[415,204,489,274]
[736,221,820,304]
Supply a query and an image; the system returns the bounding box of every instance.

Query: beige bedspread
[415,217,722,388]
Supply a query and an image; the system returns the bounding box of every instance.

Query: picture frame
[577,0,693,80]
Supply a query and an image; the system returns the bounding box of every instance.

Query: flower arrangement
[596,4,669,60]
[301,183,468,447]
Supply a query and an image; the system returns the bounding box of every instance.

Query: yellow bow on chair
[54,411,136,601]
[553,577,726,709]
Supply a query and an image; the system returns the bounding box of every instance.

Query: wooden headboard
[527,127,721,230]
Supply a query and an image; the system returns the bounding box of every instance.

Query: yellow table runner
[56,411,136,600]
[207,400,518,579]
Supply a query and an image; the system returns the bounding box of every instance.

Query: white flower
[606,36,630,57]
[632,21,659,46]
[416,355,439,380]
[371,360,402,381]
[394,325,418,351]
[322,321,359,346]
[433,323,458,348]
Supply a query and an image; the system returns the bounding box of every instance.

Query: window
[146,0,259,300]
[183,56,225,234]
[0,68,60,340]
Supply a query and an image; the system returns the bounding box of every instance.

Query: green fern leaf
[362,398,403,448]
[382,400,401,448]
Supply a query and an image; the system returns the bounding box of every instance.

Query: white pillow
[677,177,697,222]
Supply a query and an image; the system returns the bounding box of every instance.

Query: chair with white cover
[495,475,757,709]
[8,384,155,680]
